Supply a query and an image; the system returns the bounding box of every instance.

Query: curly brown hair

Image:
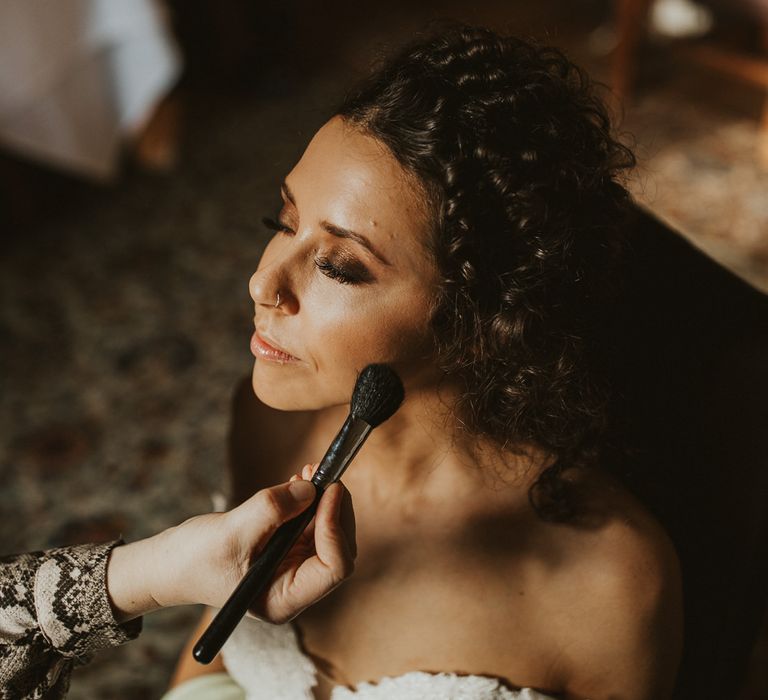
[336,23,638,522]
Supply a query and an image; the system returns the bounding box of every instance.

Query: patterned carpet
[1,3,766,698]
[0,75,342,696]
[605,48,768,296]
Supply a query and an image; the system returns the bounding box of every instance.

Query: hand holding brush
[193,363,405,664]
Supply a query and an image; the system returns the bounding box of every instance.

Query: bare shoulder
[227,375,321,505]
[542,472,683,700]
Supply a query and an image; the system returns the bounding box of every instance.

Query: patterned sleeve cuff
[34,540,143,659]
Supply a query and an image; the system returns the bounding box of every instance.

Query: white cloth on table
[0,0,181,180]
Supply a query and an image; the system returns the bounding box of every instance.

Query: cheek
[304,284,434,372]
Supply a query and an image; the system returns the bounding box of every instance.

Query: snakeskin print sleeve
[0,540,143,699]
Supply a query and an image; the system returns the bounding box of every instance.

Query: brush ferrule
[312,415,372,487]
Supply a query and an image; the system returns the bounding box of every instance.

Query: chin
[250,361,348,412]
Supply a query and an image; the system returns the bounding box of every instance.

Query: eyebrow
[281,181,392,267]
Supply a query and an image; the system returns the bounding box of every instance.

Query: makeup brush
[193,363,405,664]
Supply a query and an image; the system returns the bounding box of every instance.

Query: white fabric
[331,673,549,700]
[221,614,558,700]
[0,0,181,179]
[161,673,246,700]
[222,615,318,700]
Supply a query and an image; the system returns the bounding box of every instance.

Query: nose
[248,266,298,314]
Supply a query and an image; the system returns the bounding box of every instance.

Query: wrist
[105,534,165,623]
[146,521,198,608]
[149,513,235,609]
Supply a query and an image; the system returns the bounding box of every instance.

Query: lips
[251,326,300,362]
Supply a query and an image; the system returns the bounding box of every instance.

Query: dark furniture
[616,203,768,699]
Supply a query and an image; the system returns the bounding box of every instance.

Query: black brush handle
[192,484,323,664]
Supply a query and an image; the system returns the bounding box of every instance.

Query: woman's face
[249,116,441,411]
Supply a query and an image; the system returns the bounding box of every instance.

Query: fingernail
[289,479,315,501]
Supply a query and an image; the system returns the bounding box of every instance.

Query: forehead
[285,116,435,267]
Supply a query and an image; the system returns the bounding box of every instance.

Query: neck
[337,382,551,519]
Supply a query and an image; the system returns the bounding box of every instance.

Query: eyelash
[261,216,365,285]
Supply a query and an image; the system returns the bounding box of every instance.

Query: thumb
[285,478,317,505]
[232,471,317,542]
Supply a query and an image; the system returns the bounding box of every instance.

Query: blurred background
[0,0,766,697]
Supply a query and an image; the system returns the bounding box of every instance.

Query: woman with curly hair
[168,23,683,700]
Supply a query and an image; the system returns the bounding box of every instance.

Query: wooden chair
[612,0,768,166]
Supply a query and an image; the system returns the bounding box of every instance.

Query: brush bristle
[350,364,405,427]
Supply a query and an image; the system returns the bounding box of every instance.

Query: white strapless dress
[219,614,559,700]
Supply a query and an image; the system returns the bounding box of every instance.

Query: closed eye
[261,216,373,285]
[262,216,293,234]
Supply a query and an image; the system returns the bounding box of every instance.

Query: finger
[338,481,357,560]
[302,481,355,560]
[260,483,354,619]
[313,482,356,578]
[302,462,319,481]
[269,486,353,615]
[265,547,343,621]
[231,469,316,547]
[292,464,328,554]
